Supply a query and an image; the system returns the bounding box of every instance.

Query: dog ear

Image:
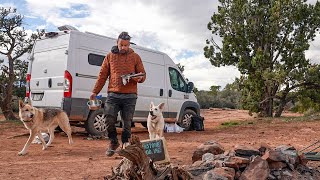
[24,98,32,106]
[27,98,32,106]
[159,102,165,110]
[150,102,154,108]
[19,100,25,109]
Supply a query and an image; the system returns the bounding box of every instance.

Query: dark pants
[104,96,137,144]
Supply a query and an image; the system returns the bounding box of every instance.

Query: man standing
[90,32,146,156]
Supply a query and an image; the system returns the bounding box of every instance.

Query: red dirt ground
[1,109,320,179]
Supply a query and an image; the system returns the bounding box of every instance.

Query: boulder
[239,156,269,180]
[192,141,225,163]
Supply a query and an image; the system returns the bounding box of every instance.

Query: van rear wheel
[178,109,196,131]
[85,109,107,136]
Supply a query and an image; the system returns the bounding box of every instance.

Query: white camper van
[26,28,200,135]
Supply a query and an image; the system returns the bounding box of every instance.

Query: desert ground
[1,108,320,179]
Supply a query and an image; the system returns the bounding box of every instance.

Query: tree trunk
[1,55,18,120]
[0,84,18,120]
[260,83,276,117]
[2,107,17,120]
[260,97,273,117]
[274,102,284,117]
[0,87,16,120]
[274,96,288,117]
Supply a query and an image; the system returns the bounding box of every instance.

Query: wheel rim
[182,113,193,128]
[93,114,107,132]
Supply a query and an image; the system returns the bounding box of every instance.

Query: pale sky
[1,0,319,90]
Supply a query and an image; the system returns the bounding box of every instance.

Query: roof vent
[58,25,79,31]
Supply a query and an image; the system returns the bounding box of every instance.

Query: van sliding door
[133,49,168,121]
[135,62,168,120]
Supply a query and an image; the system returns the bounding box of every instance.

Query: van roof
[39,30,167,56]
[82,31,166,55]
[38,30,165,56]
[37,30,173,63]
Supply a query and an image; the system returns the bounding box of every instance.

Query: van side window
[88,53,105,66]
[169,67,186,92]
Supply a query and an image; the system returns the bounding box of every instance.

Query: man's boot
[106,140,120,157]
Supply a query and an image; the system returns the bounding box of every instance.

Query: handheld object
[121,72,145,85]
[87,98,102,110]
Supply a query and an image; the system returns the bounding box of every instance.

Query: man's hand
[90,93,97,100]
[131,76,143,82]
[131,72,144,82]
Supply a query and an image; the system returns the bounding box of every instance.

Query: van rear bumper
[62,97,96,121]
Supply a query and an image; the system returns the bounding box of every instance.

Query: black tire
[85,109,107,136]
[140,122,148,128]
[178,109,197,131]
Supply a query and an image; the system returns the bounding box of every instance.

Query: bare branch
[0,50,7,55]
[211,38,222,51]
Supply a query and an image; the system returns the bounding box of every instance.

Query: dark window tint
[169,67,186,92]
[88,53,105,66]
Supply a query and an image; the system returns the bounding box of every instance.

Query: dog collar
[151,115,157,120]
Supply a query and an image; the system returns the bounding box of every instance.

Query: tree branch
[259,95,279,104]
[0,50,7,55]
[211,38,222,51]
[289,82,320,91]
[13,47,30,61]
[273,31,289,63]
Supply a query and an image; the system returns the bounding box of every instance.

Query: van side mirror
[186,82,194,93]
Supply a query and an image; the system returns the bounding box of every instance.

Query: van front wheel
[85,109,107,136]
[178,109,196,131]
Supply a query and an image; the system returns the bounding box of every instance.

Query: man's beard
[119,49,127,54]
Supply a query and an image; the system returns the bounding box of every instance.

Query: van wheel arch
[178,109,197,131]
[85,109,107,136]
[177,101,200,131]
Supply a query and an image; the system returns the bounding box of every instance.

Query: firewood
[105,135,193,180]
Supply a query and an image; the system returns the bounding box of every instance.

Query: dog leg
[59,124,73,145]
[18,130,37,156]
[46,128,55,146]
[37,132,48,150]
[152,133,156,140]
[66,130,73,145]
[155,132,160,139]
[59,117,73,145]
[159,130,163,138]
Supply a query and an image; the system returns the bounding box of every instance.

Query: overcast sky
[1,0,319,90]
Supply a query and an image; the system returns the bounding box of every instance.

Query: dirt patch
[1,109,320,179]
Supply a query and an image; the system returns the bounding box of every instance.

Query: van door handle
[169,90,172,97]
[160,89,163,96]
[48,78,52,88]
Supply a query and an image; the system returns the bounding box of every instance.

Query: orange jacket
[92,48,146,94]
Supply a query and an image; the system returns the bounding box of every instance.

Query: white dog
[147,102,165,140]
